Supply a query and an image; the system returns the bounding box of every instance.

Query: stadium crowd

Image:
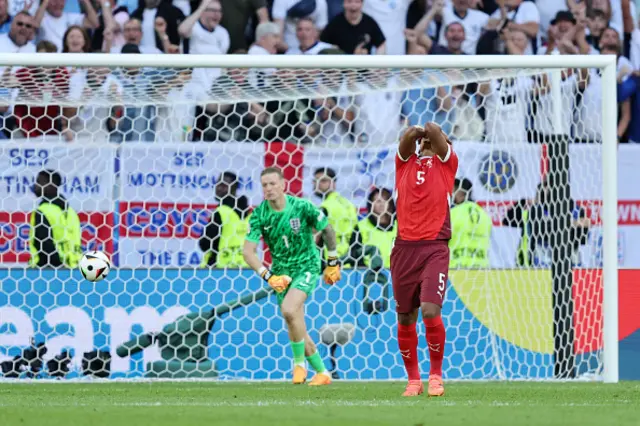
[0,0,637,144]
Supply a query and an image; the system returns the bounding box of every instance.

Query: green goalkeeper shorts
[276,271,319,305]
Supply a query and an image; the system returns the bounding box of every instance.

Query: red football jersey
[395,145,459,241]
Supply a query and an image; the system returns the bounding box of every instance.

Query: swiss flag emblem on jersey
[415,157,433,169]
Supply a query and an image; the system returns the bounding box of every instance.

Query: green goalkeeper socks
[306,351,327,374]
[290,341,327,373]
[291,340,306,366]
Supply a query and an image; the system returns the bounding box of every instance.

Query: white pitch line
[0,400,633,408]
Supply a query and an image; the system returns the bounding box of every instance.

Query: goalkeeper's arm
[242,240,263,273]
[242,240,291,293]
[322,224,342,285]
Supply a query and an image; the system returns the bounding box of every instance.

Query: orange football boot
[402,380,424,397]
[308,372,332,386]
[427,374,445,397]
[293,365,308,384]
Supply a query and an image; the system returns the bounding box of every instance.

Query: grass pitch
[0,381,637,426]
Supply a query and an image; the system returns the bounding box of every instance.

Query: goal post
[0,53,618,382]
[601,60,619,384]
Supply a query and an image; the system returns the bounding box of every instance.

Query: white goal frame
[0,53,619,383]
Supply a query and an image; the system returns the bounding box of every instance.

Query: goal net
[0,54,618,382]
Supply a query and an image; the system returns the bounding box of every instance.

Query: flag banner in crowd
[0,143,116,263]
[119,143,264,205]
[117,143,264,267]
[0,143,115,212]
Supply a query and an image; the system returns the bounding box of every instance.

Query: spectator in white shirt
[485,0,540,54]
[362,0,411,55]
[88,1,121,53]
[94,5,129,53]
[532,11,591,142]
[309,49,359,145]
[480,28,533,143]
[156,69,205,142]
[65,66,116,142]
[61,25,92,141]
[248,21,280,88]
[575,26,632,142]
[178,0,229,55]
[568,0,634,39]
[437,0,489,54]
[34,0,99,52]
[249,21,280,55]
[272,0,328,51]
[0,10,35,119]
[534,0,568,43]
[355,72,402,145]
[178,0,230,94]
[286,16,333,54]
[106,18,162,53]
[0,10,35,53]
[584,8,609,50]
[408,0,466,55]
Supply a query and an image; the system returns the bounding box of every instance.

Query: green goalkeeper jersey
[246,195,328,277]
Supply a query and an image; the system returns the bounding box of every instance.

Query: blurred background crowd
[0,0,637,145]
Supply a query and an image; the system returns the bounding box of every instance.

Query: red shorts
[390,239,450,313]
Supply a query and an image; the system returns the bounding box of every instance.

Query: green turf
[0,381,637,426]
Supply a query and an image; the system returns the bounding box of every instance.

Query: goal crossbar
[0,53,617,69]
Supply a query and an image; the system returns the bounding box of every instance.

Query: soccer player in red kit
[391,122,458,397]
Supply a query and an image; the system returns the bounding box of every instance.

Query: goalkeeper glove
[259,267,291,293]
[323,253,341,285]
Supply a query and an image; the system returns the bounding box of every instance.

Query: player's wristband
[327,250,339,267]
[258,266,273,282]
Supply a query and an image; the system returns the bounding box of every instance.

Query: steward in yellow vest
[29,170,82,268]
[350,187,397,268]
[449,178,492,269]
[314,167,358,259]
[200,172,250,268]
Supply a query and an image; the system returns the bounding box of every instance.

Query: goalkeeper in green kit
[243,167,340,386]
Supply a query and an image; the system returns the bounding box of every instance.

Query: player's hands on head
[267,275,292,293]
[425,122,451,145]
[424,122,440,135]
[407,125,426,141]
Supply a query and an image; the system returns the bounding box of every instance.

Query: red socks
[398,316,446,380]
[423,316,446,376]
[397,323,420,381]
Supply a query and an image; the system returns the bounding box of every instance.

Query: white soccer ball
[79,251,111,282]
